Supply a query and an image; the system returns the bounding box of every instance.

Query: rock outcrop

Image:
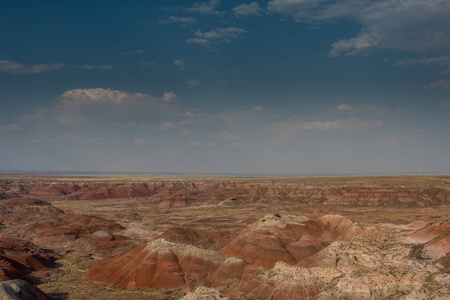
[0,239,55,282]
[84,239,253,291]
[220,214,362,268]
[1,180,448,207]
[0,198,134,258]
[84,238,342,299]
[405,220,450,260]
[1,175,449,299]
[84,218,450,299]
[0,279,50,300]
[157,226,231,250]
[182,286,230,300]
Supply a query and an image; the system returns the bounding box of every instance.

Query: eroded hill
[0,174,449,299]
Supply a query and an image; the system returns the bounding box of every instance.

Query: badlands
[0,174,449,299]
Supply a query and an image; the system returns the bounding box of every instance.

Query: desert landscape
[0,173,449,299]
[3,0,450,299]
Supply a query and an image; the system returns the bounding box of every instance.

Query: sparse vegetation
[34,250,184,300]
[1,174,449,299]
[1,173,450,189]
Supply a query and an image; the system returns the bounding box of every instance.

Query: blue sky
[1,0,449,175]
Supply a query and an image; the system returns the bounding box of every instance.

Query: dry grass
[1,173,450,189]
[2,173,449,299]
[34,249,184,300]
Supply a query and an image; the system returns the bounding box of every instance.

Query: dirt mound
[83,217,450,299]
[157,226,232,250]
[84,239,252,291]
[0,239,55,283]
[0,197,127,258]
[0,182,153,201]
[0,279,50,300]
[1,198,64,215]
[1,180,448,207]
[424,235,450,260]
[1,175,449,299]
[220,214,362,268]
[1,209,123,245]
[84,239,335,299]
[405,220,450,260]
[32,213,123,243]
[65,183,152,200]
[74,234,139,259]
[405,220,450,244]
[297,225,450,299]
[182,286,230,299]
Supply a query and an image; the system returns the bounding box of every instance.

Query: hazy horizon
[1,0,449,175]
[1,169,448,178]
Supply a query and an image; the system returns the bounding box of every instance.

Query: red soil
[0,239,55,283]
[1,181,448,207]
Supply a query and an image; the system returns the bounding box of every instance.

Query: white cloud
[267,0,322,14]
[77,65,114,70]
[312,0,369,20]
[157,121,175,130]
[163,91,179,103]
[55,88,157,125]
[173,60,185,70]
[0,60,115,73]
[187,0,221,14]
[188,80,200,87]
[354,0,450,53]
[396,54,450,74]
[424,80,450,90]
[271,118,383,133]
[186,38,209,45]
[233,2,262,16]
[194,27,245,41]
[23,88,176,126]
[396,55,450,66]
[177,106,276,127]
[187,27,245,49]
[329,33,379,57]
[178,111,210,126]
[181,128,192,135]
[0,60,65,74]
[335,104,352,112]
[211,131,243,141]
[269,0,450,56]
[77,65,96,70]
[162,16,196,24]
[60,88,134,107]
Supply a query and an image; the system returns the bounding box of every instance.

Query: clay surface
[0,174,449,299]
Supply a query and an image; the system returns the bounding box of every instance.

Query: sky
[0,0,449,175]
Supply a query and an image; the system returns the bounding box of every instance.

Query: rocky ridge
[84,215,450,299]
[0,176,449,299]
[1,181,448,207]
